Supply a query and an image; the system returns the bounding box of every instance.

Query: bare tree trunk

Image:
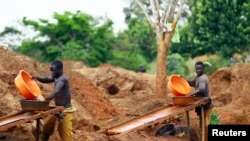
[135,0,183,103]
[155,31,173,101]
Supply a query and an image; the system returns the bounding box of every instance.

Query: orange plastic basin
[167,75,191,96]
[14,70,41,100]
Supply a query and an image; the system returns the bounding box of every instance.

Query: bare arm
[33,76,54,83]
[190,78,207,97]
[188,78,196,87]
[46,80,65,101]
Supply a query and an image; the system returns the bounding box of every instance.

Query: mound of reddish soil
[0,46,249,141]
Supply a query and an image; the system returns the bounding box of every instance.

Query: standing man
[33,60,76,141]
[187,61,213,141]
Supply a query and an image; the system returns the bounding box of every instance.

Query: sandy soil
[0,46,249,141]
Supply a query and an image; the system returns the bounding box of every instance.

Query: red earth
[0,46,249,141]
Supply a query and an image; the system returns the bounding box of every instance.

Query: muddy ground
[0,46,249,141]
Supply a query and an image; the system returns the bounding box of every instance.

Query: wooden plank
[0,106,64,131]
[106,97,210,135]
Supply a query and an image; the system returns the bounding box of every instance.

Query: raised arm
[32,76,54,83]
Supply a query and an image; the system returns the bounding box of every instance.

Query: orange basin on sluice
[14,70,41,100]
[167,75,191,96]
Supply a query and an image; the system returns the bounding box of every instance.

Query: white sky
[0,0,129,33]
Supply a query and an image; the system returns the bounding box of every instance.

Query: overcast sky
[0,0,129,33]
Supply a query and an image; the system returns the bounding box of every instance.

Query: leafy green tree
[115,18,156,63]
[105,19,152,71]
[16,11,116,67]
[8,10,152,71]
[126,18,157,62]
[172,0,250,58]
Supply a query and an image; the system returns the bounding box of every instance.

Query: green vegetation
[210,108,220,125]
[171,0,250,58]
[205,56,231,75]
[167,53,190,76]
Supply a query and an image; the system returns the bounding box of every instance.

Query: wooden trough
[105,97,209,135]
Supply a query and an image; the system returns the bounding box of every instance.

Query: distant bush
[167,53,189,76]
[204,56,231,75]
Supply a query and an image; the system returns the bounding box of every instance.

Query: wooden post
[186,111,190,140]
[201,106,205,141]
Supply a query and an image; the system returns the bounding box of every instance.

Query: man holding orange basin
[32,60,76,141]
[185,61,213,141]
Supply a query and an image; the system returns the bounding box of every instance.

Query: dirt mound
[209,63,250,124]
[0,45,250,140]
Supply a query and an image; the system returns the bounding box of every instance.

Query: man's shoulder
[199,74,209,81]
[201,74,208,77]
[58,74,69,81]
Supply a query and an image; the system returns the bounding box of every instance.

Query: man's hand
[45,97,50,101]
[56,113,65,121]
[189,93,195,97]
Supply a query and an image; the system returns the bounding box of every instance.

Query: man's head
[195,61,204,76]
[50,60,63,78]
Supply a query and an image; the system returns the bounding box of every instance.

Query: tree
[9,10,151,71]
[113,17,156,71]
[123,18,157,62]
[171,0,250,58]
[16,11,116,66]
[134,0,184,100]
